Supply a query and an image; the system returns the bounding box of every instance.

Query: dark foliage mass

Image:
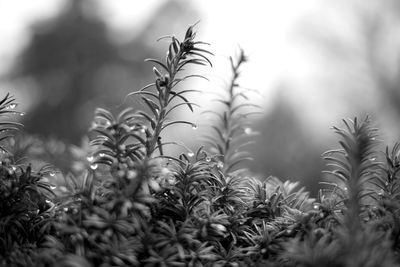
[2,25,400,267]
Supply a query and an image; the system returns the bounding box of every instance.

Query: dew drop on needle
[244,127,252,135]
[90,164,98,170]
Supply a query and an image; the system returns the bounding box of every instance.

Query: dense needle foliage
[1,24,400,267]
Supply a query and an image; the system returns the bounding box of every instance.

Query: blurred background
[1,0,400,195]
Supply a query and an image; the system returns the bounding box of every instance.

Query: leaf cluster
[3,25,400,267]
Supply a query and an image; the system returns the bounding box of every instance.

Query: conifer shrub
[1,24,400,267]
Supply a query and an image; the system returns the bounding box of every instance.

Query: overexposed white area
[0,0,63,74]
[0,0,388,141]
[0,0,319,109]
[100,0,321,115]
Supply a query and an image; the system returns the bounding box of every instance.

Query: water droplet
[192,124,198,130]
[50,185,57,190]
[205,157,211,162]
[11,166,16,171]
[49,172,56,177]
[187,152,195,157]
[19,112,25,116]
[63,207,69,212]
[140,127,146,133]
[96,119,111,128]
[127,170,137,180]
[86,156,94,162]
[99,153,105,157]
[45,199,51,204]
[217,162,224,169]
[90,122,98,129]
[90,164,98,170]
[6,103,17,110]
[343,187,348,191]
[370,157,376,161]
[313,203,320,210]
[244,127,252,135]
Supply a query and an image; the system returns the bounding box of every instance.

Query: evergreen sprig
[4,24,400,267]
[322,117,380,219]
[128,23,213,158]
[204,48,261,175]
[0,93,24,154]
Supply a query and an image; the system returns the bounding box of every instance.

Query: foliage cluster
[1,25,400,267]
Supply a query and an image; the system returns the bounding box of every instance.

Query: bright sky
[0,0,317,96]
[0,0,356,141]
[99,0,329,126]
[100,0,320,108]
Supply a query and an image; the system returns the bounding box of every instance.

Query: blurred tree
[250,88,326,196]
[355,1,400,121]
[11,0,198,144]
[12,0,125,144]
[250,0,400,194]
[297,0,400,141]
